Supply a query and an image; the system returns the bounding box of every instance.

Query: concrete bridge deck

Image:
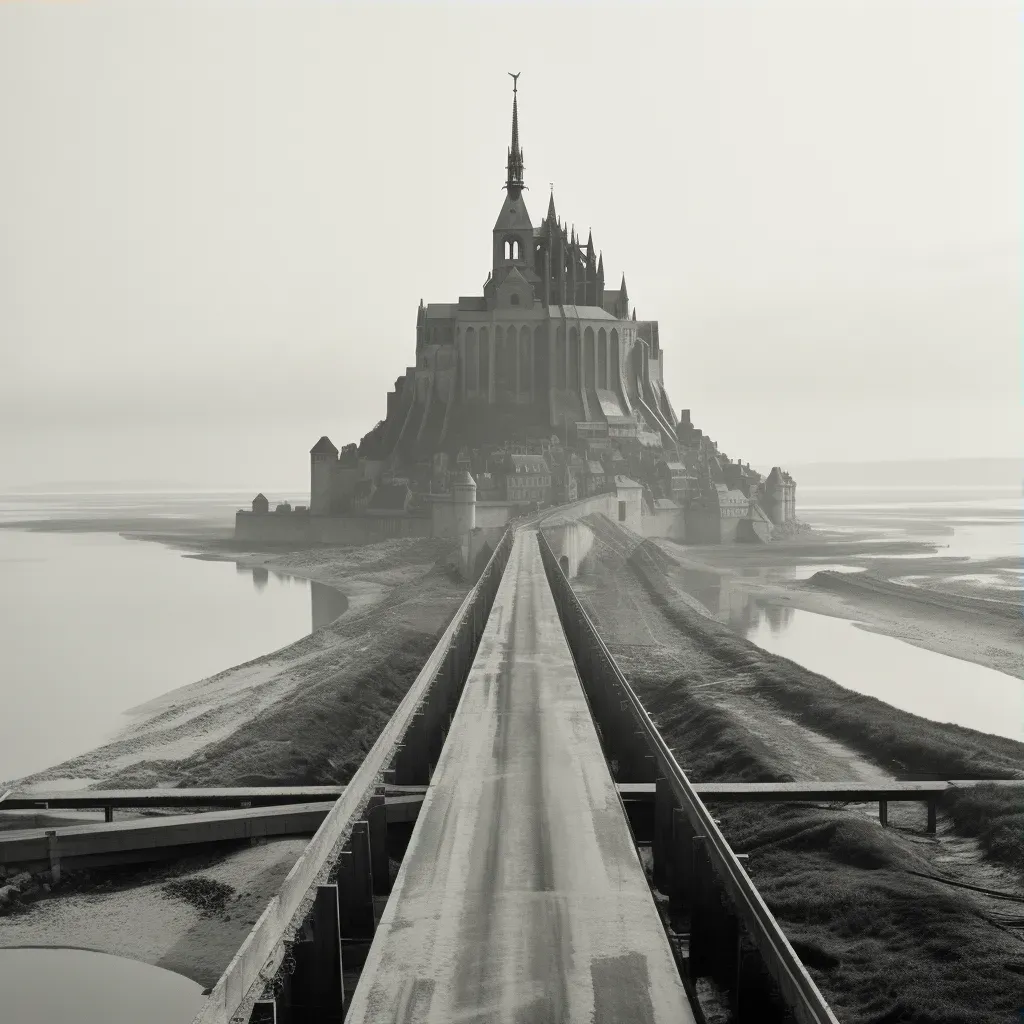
[345,530,695,1024]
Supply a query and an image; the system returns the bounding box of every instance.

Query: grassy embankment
[560,516,1024,1023]
[615,522,1024,876]
[100,544,470,789]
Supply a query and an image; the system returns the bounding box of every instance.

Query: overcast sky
[0,0,1019,490]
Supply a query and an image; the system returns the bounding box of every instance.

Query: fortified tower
[452,469,477,536]
[310,436,339,514]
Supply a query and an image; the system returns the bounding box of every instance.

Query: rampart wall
[235,512,432,546]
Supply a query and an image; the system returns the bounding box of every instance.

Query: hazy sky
[1,0,1019,490]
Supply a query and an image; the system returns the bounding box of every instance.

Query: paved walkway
[346,530,694,1023]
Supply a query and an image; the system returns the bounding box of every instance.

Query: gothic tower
[491,74,533,278]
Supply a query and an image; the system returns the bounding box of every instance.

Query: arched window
[610,328,619,386]
[510,294,520,306]
[598,328,608,389]
[533,324,547,397]
[555,326,566,389]
[519,325,532,396]
[584,327,595,388]
[568,327,579,387]
[465,327,478,394]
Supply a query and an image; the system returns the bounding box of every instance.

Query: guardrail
[537,528,840,1024]
[192,526,514,1024]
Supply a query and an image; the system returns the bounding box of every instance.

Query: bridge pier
[733,936,789,1024]
[366,790,390,899]
[249,999,277,1023]
[652,776,673,891]
[288,884,345,1023]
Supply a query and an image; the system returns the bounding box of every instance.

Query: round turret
[452,470,477,536]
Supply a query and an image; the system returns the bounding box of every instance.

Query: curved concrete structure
[346,531,694,1023]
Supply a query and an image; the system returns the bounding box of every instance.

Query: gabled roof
[493,191,533,232]
[425,303,458,319]
[508,454,550,474]
[310,436,338,456]
[615,475,642,489]
[586,461,605,475]
[548,304,618,321]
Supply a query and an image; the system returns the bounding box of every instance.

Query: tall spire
[505,72,525,197]
[547,187,557,224]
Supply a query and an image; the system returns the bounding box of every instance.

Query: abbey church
[238,79,796,552]
[358,76,678,463]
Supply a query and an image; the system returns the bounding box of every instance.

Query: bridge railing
[537,528,839,1024]
[193,526,514,1024]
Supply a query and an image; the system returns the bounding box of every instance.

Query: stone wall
[235,511,432,546]
[641,507,686,541]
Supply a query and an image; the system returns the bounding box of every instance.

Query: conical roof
[310,436,338,455]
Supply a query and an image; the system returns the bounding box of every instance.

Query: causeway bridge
[188,518,837,1024]
[13,515,1009,1022]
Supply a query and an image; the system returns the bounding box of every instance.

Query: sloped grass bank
[559,516,1024,1022]
[632,664,1024,1024]
[624,532,1024,782]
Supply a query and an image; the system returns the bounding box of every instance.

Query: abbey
[358,76,677,464]
[238,78,796,551]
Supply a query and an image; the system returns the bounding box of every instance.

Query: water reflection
[240,565,349,629]
[311,581,350,630]
[679,567,794,634]
[674,565,1023,740]
[0,947,205,1024]
[744,607,1024,741]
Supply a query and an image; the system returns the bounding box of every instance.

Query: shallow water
[674,489,1023,740]
[0,947,205,1024]
[744,606,1024,741]
[0,529,346,783]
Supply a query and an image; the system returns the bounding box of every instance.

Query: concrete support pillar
[669,809,695,914]
[290,884,344,1024]
[879,800,888,827]
[104,806,114,823]
[367,789,390,898]
[926,799,937,834]
[652,777,675,891]
[339,822,375,938]
[249,999,277,1023]
[732,937,787,1024]
[690,843,739,989]
[45,830,61,885]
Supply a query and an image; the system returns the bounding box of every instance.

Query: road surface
[346,530,695,1023]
